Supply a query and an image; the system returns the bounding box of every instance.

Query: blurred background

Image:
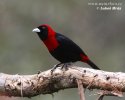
[0,0,125,100]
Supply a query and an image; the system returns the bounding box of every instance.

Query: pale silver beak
[32,28,40,32]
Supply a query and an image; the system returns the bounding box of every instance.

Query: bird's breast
[43,37,59,52]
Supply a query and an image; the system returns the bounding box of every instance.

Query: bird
[32,24,100,71]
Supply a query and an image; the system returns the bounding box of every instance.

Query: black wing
[56,33,87,56]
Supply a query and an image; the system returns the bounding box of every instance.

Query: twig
[77,79,85,100]
[97,90,123,100]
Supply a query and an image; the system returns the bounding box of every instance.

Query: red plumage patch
[80,54,89,62]
[43,25,59,51]
[43,37,59,51]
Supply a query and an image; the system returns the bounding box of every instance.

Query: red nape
[41,24,59,51]
[80,54,89,62]
[41,24,56,37]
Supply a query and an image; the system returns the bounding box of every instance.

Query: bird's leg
[51,62,73,74]
[51,63,62,74]
[61,62,73,71]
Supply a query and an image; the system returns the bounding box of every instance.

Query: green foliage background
[0,0,125,100]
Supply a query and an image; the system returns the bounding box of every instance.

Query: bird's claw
[51,63,62,74]
[61,63,72,70]
[51,62,72,75]
[37,70,41,74]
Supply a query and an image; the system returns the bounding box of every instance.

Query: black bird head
[32,24,54,40]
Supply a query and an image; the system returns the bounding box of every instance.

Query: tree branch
[0,66,124,98]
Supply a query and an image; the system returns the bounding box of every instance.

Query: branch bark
[0,66,124,98]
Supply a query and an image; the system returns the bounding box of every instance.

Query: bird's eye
[42,26,46,29]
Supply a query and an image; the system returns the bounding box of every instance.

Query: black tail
[87,60,100,70]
